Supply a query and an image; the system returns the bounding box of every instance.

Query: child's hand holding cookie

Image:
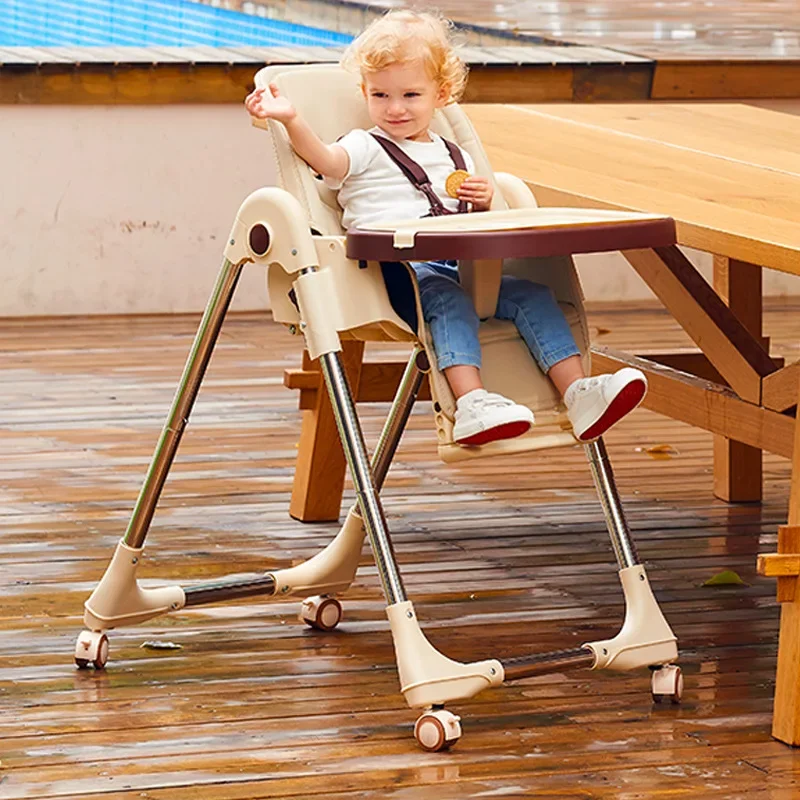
[454,175,493,212]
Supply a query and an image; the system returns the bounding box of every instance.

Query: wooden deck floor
[2,301,800,798]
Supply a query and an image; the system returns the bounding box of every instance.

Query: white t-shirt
[324,127,476,230]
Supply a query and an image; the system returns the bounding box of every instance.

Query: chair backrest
[254,64,507,236]
[254,63,592,458]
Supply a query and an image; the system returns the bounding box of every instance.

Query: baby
[245,10,647,446]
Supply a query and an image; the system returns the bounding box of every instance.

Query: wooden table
[469,101,800,748]
[468,101,800,496]
[284,102,800,746]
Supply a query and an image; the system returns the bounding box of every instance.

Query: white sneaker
[565,368,647,442]
[453,389,534,446]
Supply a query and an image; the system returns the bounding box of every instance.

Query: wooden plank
[763,362,800,412]
[712,256,764,503]
[0,63,260,105]
[286,360,433,410]
[757,552,800,578]
[285,352,781,411]
[571,64,653,102]
[591,346,794,458]
[771,367,800,745]
[652,61,800,100]
[633,349,725,383]
[468,63,654,103]
[621,246,775,404]
[520,102,800,176]
[0,62,649,105]
[631,349,783,384]
[462,65,574,103]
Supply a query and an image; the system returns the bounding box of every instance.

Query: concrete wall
[2,104,798,317]
[2,104,274,316]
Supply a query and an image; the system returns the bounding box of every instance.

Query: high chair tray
[346,207,676,261]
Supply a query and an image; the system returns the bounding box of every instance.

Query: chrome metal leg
[585,438,639,569]
[320,350,408,605]
[124,258,246,549]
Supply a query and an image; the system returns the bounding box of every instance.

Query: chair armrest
[494,172,538,210]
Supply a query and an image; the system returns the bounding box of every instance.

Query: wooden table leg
[712,256,763,502]
[771,373,800,745]
[289,340,365,523]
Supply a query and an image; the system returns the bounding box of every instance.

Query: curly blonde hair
[341,10,468,103]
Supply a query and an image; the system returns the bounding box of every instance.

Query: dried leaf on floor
[702,569,749,587]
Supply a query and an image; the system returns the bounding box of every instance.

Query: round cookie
[445,170,470,198]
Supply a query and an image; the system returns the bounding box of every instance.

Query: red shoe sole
[577,380,646,442]
[456,420,531,447]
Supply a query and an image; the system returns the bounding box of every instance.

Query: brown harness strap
[370,133,469,216]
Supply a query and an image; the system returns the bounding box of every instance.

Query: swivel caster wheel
[651,664,682,704]
[414,708,462,752]
[300,596,343,631]
[74,630,109,670]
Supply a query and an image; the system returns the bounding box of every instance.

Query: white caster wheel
[652,664,683,704]
[300,596,343,631]
[414,708,462,752]
[74,630,109,670]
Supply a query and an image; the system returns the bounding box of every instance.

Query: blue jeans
[412,260,580,372]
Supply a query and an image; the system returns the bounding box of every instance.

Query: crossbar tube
[183,574,278,606]
[502,647,596,681]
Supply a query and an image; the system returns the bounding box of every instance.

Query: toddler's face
[362,60,449,142]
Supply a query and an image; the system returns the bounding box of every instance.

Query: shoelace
[475,392,518,409]
[571,376,604,394]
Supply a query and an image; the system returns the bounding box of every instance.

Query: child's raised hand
[457,176,493,212]
[244,83,297,124]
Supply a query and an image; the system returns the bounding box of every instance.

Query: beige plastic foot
[387,601,503,708]
[300,595,343,631]
[271,507,365,597]
[652,664,683,704]
[75,630,109,669]
[414,708,462,752]
[83,539,185,630]
[585,565,678,671]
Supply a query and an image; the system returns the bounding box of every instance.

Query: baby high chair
[75,64,682,751]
